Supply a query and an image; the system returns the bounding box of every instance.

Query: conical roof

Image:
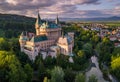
[55,14,59,24]
[35,12,41,25]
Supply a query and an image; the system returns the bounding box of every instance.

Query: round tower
[19,32,27,52]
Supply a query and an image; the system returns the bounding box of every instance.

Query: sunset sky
[0,0,120,18]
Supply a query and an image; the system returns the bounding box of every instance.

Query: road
[86,55,108,82]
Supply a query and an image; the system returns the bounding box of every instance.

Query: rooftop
[30,35,48,42]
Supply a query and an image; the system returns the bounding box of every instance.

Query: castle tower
[55,14,59,25]
[30,36,39,60]
[19,32,27,52]
[35,12,41,35]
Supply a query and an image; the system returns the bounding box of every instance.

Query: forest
[0,14,120,82]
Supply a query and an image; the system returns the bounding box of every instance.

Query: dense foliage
[0,14,120,82]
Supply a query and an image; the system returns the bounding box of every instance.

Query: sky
[0,0,120,18]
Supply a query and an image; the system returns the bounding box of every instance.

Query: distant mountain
[0,13,120,22]
[60,16,120,22]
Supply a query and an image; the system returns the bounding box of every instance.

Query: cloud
[0,0,56,11]
[0,0,100,11]
[0,0,119,18]
[58,0,100,5]
[107,0,118,2]
[102,6,120,16]
[115,6,120,10]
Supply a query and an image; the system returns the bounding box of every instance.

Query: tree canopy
[51,66,65,82]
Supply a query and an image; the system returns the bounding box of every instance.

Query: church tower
[35,11,41,35]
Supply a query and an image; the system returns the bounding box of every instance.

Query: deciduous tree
[51,66,65,82]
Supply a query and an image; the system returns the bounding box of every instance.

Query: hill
[60,16,120,22]
[0,13,120,22]
[0,13,36,23]
[0,13,36,38]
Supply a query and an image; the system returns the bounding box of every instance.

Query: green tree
[0,51,17,82]
[81,35,89,41]
[9,38,20,53]
[43,77,50,82]
[75,73,85,82]
[24,64,33,82]
[44,56,56,68]
[102,37,110,44]
[83,43,93,58]
[96,43,102,55]
[8,63,27,82]
[0,29,5,37]
[96,39,114,64]
[88,74,98,82]
[91,35,100,45]
[0,38,10,51]
[0,51,27,82]
[112,47,120,56]
[0,51,15,68]
[51,66,65,82]
[17,52,31,66]
[56,54,69,69]
[77,50,86,58]
[34,54,43,70]
[38,61,46,81]
[111,55,120,80]
[73,50,86,65]
[110,48,120,73]
[64,67,75,82]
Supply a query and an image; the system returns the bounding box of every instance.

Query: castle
[19,13,74,60]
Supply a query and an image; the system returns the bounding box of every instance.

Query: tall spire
[35,10,41,25]
[21,32,24,36]
[62,30,64,38]
[45,20,49,28]
[55,14,59,24]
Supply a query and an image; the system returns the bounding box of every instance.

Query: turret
[45,20,49,28]
[35,12,41,28]
[55,14,59,25]
[19,32,27,52]
[30,36,38,61]
[35,11,41,35]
